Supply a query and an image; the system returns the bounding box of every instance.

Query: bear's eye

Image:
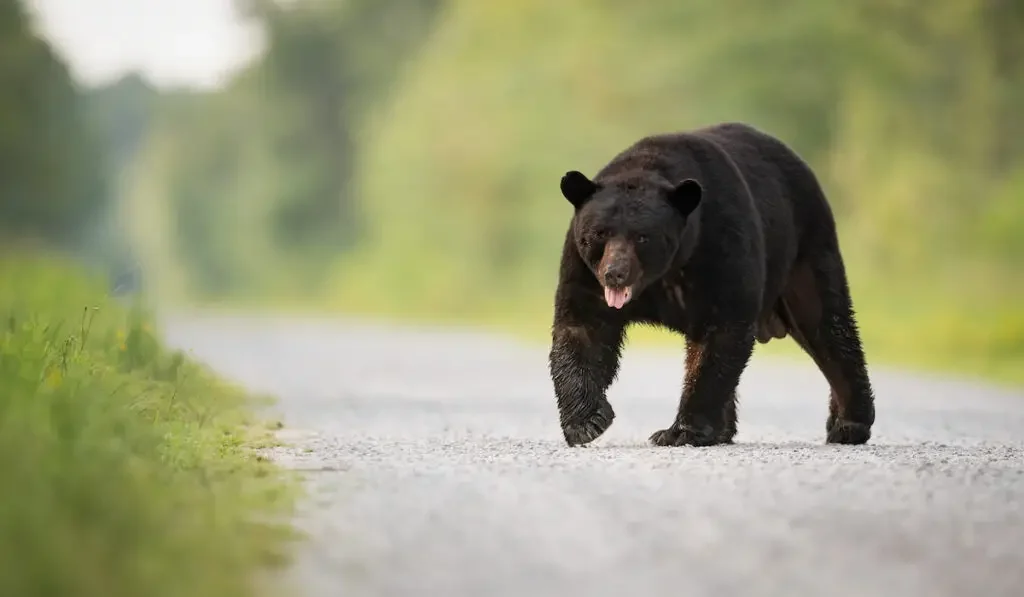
[636,234,649,244]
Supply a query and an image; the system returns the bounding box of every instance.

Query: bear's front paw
[648,417,727,447]
[826,418,871,445]
[561,399,615,447]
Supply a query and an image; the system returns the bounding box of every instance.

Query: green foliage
[116,0,444,301]
[108,0,1022,384]
[0,254,298,597]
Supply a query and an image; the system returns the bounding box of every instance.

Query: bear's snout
[603,263,629,287]
[598,238,641,293]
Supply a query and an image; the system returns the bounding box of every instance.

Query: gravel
[163,313,1024,597]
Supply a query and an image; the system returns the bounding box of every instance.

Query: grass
[0,253,300,597]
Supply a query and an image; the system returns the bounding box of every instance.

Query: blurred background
[8,0,1024,385]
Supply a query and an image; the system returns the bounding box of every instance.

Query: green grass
[0,253,300,597]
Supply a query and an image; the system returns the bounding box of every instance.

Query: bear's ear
[667,178,702,217]
[560,170,600,208]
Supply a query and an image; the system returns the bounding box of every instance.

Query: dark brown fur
[549,122,876,447]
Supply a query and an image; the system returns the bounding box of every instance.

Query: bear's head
[560,169,702,309]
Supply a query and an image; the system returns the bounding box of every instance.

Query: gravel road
[163,313,1024,597]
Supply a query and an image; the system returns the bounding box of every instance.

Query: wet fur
[549,122,876,447]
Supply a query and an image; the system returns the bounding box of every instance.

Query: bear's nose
[603,263,629,287]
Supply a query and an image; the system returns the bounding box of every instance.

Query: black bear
[548,122,876,447]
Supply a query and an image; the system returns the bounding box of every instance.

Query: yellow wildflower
[45,367,62,389]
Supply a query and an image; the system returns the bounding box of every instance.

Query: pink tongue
[603,287,631,309]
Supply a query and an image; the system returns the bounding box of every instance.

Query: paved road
[163,313,1024,597]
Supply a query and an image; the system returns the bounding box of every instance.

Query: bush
[0,254,298,597]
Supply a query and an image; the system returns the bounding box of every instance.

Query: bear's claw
[649,419,729,447]
[826,418,871,445]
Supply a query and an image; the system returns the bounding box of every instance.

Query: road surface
[163,313,1024,597]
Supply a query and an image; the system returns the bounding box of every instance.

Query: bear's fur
[549,122,876,447]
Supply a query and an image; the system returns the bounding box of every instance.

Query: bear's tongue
[603,286,632,309]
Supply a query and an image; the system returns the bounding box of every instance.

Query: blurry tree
[0,0,108,251]
[240,0,443,252]
[87,73,160,178]
[81,73,161,287]
[128,0,443,299]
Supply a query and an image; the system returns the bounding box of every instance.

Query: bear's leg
[649,325,754,447]
[781,256,875,445]
[719,389,739,444]
[549,320,626,446]
[826,389,840,434]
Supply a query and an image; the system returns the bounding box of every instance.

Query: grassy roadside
[0,254,300,597]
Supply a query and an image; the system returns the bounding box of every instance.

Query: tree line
[3,0,1022,378]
